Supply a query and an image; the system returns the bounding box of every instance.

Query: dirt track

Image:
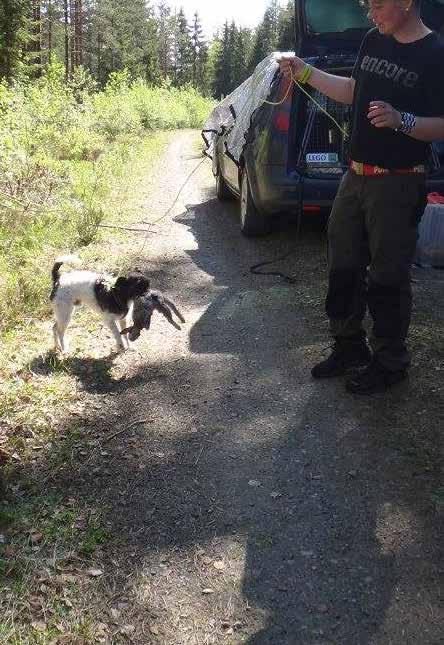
[35,130,444,644]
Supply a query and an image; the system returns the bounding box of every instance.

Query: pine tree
[195,36,208,94]
[277,0,295,52]
[143,4,161,84]
[226,21,238,93]
[212,22,231,98]
[231,26,252,88]
[0,0,31,79]
[190,11,204,87]
[204,38,220,97]
[172,8,193,86]
[37,0,68,70]
[157,1,174,79]
[84,0,117,84]
[82,0,159,85]
[248,0,280,71]
[43,0,56,63]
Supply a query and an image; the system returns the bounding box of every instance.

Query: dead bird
[120,291,185,341]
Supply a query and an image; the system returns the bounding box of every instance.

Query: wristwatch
[395,111,416,135]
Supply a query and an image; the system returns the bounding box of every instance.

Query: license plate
[306,152,339,164]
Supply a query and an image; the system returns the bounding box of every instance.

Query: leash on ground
[250,247,300,283]
[249,181,305,283]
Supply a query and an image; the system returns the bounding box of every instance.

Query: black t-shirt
[350,28,444,168]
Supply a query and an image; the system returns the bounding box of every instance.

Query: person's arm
[408,117,444,142]
[368,102,444,142]
[279,56,355,105]
[306,67,355,105]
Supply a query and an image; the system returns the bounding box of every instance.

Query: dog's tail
[51,255,82,289]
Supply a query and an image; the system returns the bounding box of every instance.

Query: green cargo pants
[326,169,427,372]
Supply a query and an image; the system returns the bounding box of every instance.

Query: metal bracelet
[397,111,416,135]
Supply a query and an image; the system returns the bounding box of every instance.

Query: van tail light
[272,77,292,132]
[303,205,321,213]
[273,111,290,132]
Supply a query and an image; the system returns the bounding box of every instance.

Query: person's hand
[278,55,305,80]
[368,101,402,129]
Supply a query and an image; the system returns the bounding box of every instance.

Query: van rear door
[294,0,444,55]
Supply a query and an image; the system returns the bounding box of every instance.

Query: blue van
[213,0,444,236]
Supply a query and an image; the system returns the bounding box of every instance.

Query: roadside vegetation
[0,63,213,642]
[0,63,213,332]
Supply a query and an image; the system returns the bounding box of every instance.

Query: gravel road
[49,130,444,644]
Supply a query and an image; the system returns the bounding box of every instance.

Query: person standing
[280,0,444,394]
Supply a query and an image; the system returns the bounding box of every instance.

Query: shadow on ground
[7,195,444,643]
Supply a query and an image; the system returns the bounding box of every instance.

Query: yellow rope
[264,67,348,139]
[262,75,295,106]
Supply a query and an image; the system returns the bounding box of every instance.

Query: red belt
[350,160,425,176]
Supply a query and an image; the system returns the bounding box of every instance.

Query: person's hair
[360,0,422,7]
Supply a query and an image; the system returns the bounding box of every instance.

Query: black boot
[311,336,371,379]
[345,358,407,394]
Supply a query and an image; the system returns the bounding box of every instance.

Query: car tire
[215,162,233,201]
[240,170,272,237]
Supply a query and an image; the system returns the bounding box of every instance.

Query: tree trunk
[97,31,102,84]
[70,0,75,71]
[64,0,70,79]
[48,0,53,64]
[30,0,42,75]
[75,0,83,67]
[1,0,14,79]
[69,0,83,70]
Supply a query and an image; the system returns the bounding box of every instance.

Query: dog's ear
[132,275,150,292]
[114,276,129,290]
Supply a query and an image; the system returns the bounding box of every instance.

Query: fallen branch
[102,418,153,444]
[98,224,159,234]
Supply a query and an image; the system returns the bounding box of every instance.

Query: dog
[50,255,150,353]
[120,291,185,341]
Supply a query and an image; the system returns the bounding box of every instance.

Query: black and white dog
[50,255,150,353]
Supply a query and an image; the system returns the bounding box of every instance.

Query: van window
[305,0,370,33]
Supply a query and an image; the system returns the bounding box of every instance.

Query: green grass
[0,489,113,643]
[0,90,212,638]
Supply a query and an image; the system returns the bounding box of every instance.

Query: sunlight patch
[376,503,419,554]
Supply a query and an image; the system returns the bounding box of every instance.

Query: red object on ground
[427,192,444,204]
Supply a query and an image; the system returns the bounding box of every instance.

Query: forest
[0,0,295,96]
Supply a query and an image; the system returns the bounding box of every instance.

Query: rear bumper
[248,164,342,215]
[249,163,444,216]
